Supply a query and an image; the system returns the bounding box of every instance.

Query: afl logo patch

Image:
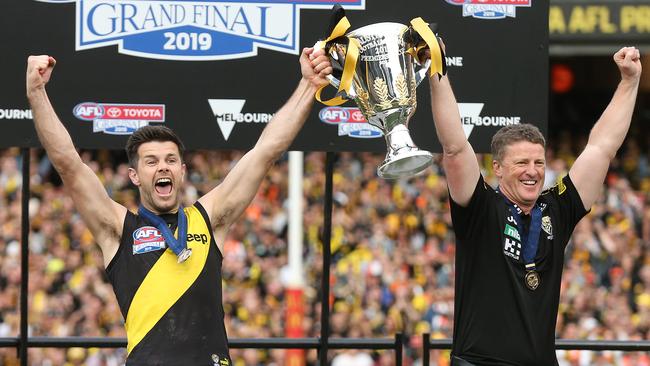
[132,226,166,255]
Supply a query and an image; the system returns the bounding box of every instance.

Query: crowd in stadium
[0,127,648,365]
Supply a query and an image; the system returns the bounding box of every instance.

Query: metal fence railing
[1,333,649,366]
[0,335,405,365]
[421,334,650,366]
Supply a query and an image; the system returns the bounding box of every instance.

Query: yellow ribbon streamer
[314,16,351,52]
[315,16,360,106]
[410,17,445,78]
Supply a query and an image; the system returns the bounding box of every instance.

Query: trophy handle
[313,36,360,106]
[312,11,361,106]
[413,57,432,87]
[409,18,447,83]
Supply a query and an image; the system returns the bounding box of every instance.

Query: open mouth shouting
[154,177,173,197]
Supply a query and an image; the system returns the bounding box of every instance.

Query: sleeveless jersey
[106,203,231,366]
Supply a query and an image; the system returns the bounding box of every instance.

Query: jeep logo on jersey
[445,0,531,19]
[133,226,166,255]
[208,99,273,141]
[187,233,209,245]
[458,103,521,139]
[39,0,364,60]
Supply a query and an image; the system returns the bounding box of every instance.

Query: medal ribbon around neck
[498,189,543,267]
[138,204,190,263]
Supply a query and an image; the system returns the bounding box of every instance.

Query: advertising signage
[1,0,548,153]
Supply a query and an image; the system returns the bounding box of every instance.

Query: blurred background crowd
[0,118,648,366]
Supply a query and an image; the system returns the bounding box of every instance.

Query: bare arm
[26,56,126,266]
[199,48,331,245]
[429,58,480,206]
[569,47,642,210]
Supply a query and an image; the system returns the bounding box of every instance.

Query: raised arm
[26,56,126,266]
[198,48,331,246]
[428,46,480,206]
[569,47,642,210]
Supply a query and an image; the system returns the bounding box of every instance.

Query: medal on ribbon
[499,191,543,291]
[524,263,540,291]
[138,205,191,263]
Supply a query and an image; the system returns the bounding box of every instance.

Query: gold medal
[525,270,540,290]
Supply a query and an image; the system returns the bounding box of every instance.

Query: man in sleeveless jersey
[26,49,332,365]
[427,44,641,365]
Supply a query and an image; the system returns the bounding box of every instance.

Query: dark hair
[125,125,185,167]
[491,124,545,162]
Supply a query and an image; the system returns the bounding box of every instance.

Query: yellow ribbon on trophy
[409,17,446,79]
[315,16,360,106]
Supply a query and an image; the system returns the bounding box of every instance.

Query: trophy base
[377,150,433,179]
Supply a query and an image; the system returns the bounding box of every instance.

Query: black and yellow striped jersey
[107,203,231,366]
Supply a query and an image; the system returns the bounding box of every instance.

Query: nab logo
[133,226,166,255]
[38,0,365,61]
[73,103,104,121]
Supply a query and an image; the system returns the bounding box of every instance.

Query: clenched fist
[613,47,642,82]
[26,55,56,97]
[300,47,332,89]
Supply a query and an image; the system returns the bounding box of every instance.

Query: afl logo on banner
[445,0,531,19]
[318,107,382,139]
[73,103,105,121]
[37,0,365,60]
[73,102,166,135]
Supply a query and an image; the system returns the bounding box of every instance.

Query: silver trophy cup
[319,22,435,179]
